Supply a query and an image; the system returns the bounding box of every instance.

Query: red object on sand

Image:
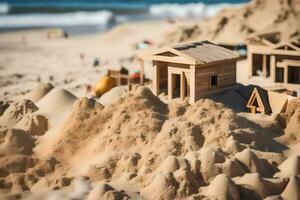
[131,73,140,79]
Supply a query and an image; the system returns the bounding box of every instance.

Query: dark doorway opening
[288,66,300,84]
[173,74,181,98]
[266,55,270,77]
[275,68,284,83]
[253,54,263,76]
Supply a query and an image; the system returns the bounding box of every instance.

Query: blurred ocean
[0,0,249,34]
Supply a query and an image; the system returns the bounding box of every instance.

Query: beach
[1,0,300,199]
[0,19,180,100]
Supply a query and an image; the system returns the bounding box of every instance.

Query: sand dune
[162,0,300,45]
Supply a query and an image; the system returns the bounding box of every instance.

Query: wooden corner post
[270,55,275,82]
[139,59,145,85]
[168,70,173,100]
[180,71,186,101]
[262,54,267,77]
[153,61,159,96]
[189,65,196,104]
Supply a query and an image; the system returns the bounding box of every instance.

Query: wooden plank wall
[194,61,236,100]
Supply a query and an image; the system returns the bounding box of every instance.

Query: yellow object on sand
[93,76,115,97]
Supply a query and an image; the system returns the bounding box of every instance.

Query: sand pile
[14,114,48,136]
[25,87,291,199]
[0,129,34,156]
[285,97,300,123]
[234,149,278,178]
[201,174,240,200]
[275,156,300,178]
[162,0,300,45]
[0,86,299,199]
[23,83,54,103]
[0,99,38,129]
[233,173,286,199]
[281,177,300,200]
[36,87,77,114]
[99,86,128,106]
[277,97,300,144]
[0,127,57,196]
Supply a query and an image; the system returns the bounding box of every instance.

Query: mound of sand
[285,97,300,123]
[214,89,248,113]
[234,149,277,178]
[14,114,48,136]
[0,129,34,156]
[275,156,300,177]
[278,106,300,144]
[98,86,128,106]
[162,0,300,45]
[0,86,297,199]
[0,101,12,117]
[285,108,300,134]
[0,99,38,129]
[87,182,130,200]
[36,87,77,113]
[30,87,288,198]
[233,173,284,199]
[23,83,54,103]
[204,174,240,200]
[281,176,300,200]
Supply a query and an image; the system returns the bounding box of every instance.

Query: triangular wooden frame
[138,47,199,65]
[273,42,300,52]
[246,88,266,114]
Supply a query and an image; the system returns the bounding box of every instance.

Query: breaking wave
[0,10,114,28]
[149,3,244,18]
[0,3,9,14]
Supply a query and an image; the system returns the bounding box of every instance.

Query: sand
[0,85,298,199]
[0,0,300,199]
[0,20,177,100]
[162,0,300,46]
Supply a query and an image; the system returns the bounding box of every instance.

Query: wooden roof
[139,41,240,65]
[247,31,300,52]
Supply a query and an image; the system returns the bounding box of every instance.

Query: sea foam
[0,10,114,28]
[149,3,243,18]
[0,3,9,14]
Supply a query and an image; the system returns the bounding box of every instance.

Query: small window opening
[210,75,218,88]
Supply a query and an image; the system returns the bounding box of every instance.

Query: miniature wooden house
[107,66,142,90]
[139,41,240,103]
[107,66,129,86]
[247,32,300,86]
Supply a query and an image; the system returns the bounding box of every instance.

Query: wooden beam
[248,50,253,78]
[142,55,195,65]
[248,45,300,56]
[189,65,196,104]
[284,63,288,84]
[262,54,267,77]
[270,55,276,82]
[168,70,173,100]
[153,62,159,96]
[139,59,144,85]
[180,71,185,101]
[139,47,197,64]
